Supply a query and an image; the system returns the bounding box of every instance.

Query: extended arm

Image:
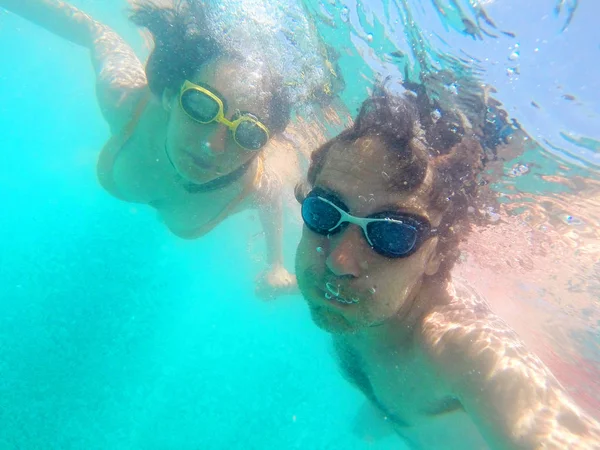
[254,171,298,300]
[421,292,600,449]
[0,0,147,130]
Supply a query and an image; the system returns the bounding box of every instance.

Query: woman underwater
[0,0,344,298]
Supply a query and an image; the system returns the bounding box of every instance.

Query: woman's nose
[204,125,228,155]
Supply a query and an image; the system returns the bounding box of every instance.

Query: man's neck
[340,276,451,354]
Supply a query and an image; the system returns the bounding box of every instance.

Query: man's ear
[294,181,310,204]
[424,238,443,276]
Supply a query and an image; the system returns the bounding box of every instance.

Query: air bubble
[340,6,349,22]
[326,282,340,296]
[446,83,458,95]
[563,215,584,226]
[366,33,373,42]
[486,208,500,222]
[316,246,324,254]
[508,163,529,177]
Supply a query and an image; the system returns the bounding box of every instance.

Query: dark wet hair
[307,88,484,276]
[130,1,291,133]
[308,91,429,190]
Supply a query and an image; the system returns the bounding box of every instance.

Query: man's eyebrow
[376,201,428,218]
[313,182,353,206]
[316,183,426,218]
[314,182,341,198]
[365,202,429,221]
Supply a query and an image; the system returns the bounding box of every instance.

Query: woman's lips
[185,151,215,170]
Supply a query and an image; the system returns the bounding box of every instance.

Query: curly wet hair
[306,87,485,277]
[129,0,291,133]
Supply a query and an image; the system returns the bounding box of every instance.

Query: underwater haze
[1,0,599,449]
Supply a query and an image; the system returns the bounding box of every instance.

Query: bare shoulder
[91,24,148,131]
[418,279,547,377]
[92,24,147,92]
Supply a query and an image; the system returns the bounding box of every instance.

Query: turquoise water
[0,4,400,448]
[1,0,599,448]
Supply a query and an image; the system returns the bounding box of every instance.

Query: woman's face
[164,57,273,184]
[295,136,442,335]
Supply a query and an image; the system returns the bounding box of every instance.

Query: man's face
[295,136,441,334]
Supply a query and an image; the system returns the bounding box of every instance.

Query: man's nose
[325,226,365,278]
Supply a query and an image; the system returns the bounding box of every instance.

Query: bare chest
[109,137,172,203]
[107,139,252,237]
[336,341,488,449]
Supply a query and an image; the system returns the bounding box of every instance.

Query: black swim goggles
[301,188,438,258]
[179,80,270,151]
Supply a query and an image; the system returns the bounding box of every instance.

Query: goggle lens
[366,220,418,257]
[234,119,269,151]
[301,195,343,234]
[180,89,220,123]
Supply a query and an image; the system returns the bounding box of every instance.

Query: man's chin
[309,305,357,335]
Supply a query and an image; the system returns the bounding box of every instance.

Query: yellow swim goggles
[179,80,270,151]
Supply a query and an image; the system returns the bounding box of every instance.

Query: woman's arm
[0,0,147,131]
[254,171,298,300]
[421,293,600,449]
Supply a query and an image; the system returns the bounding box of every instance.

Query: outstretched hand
[255,265,299,301]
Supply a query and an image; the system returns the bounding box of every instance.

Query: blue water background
[1,0,599,448]
[0,2,406,448]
